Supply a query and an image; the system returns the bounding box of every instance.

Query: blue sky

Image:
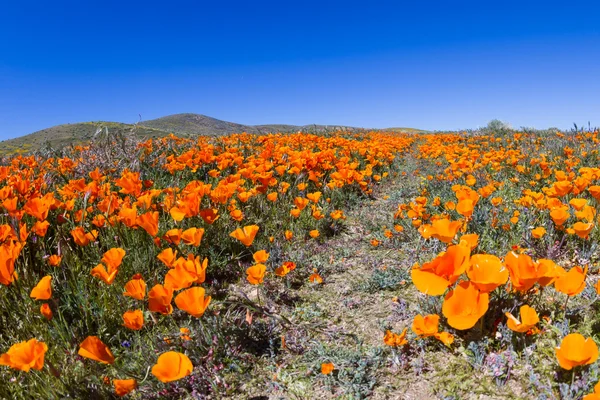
[1,1,599,139]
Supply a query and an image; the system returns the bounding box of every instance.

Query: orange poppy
[572,222,594,239]
[123,275,146,300]
[253,250,269,264]
[47,255,62,267]
[174,287,212,317]
[550,208,570,226]
[136,211,159,237]
[411,242,470,296]
[157,248,177,268]
[309,230,320,238]
[554,266,587,296]
[122,310,144,330]
[555,333,598,370]
[505,251,539,292]
[113,379,137,397]
[275,262,296,277]
[434,331,454,346]
[151,351,193,382]
[428,218,462,243]
[0,338,48,372]
[459,233,479,250]
[505,305,539,333]
[309,271,323,284]
[531,227,546,239]
[78,336,115,364]
[467,254,508,293]
[181,227,204,246]
[442,281,489,330]
[91,264,118,285]
[584,382,600,400]
[321,362,334,375]
[412,314,439,337]
[163,228,183,245]
[30,275,52,300]
[230,225,259,246]
[101,248,126,270]
[164,265,196,291]
[383,328,408,347]
[40,303,53,320]
[536,259,566,287]
[147,284,174,315]
[246,264,266,285]
[456,199,474,218]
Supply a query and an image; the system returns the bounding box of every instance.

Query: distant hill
[0,113,423,155]
[139,113,359,136]
[0,122,171,155]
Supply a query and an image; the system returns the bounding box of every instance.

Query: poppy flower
[460,233,479,250]
[163,228,182,245]
[275,262,296,277]
[101,248,126,270]
[32,220,50,237]
[30,275,52,300]
[411,242,470,296]
[550,208,570,226]
[123,276,146,300]
[71,227,98,246]
[253,250,269,264]
[157,248,177,268]
[554,266,587,296]
[199,208,219,224]
[148,284,174,315]
[174,287,212,317]
[583,382,600,400]
[0,338,48,372]
[91,264,118,285]
[47,255,62,267]
[309,230,320,238]
[428,218,462,243]
[442,281,489,330]
[122,310,144,330]
[181,227,204,246]
[78,336,115,364]
[230,225,259,246]
[467,254,508,293]
[309,271,323,284]
[434,331,454,346]
[505,305,539,333]
[151,351,193,382]
[412,314,439,337]
[284,230,293,240]
[555,333,598,370]
[246,264,266,285]
[40,303,53,320]
[505,251,539,292]
[164,266,196,291]
[136,211,159,237]
[536,259,566,287]
[572,222,594,239]
[113,379,137,397]
[321,362,334,375]
[531,227,546,239]
[383,328,408,347]
[456,199,474,218]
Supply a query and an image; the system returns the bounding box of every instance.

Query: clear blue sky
[1,1,599,139]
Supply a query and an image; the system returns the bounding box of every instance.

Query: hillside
[139,113,361,136]
[0,113,423,155]
[0,122,171,155]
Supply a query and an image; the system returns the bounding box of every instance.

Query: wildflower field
[2,128,600,399]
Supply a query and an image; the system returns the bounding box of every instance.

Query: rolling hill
[0,113,424,155]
